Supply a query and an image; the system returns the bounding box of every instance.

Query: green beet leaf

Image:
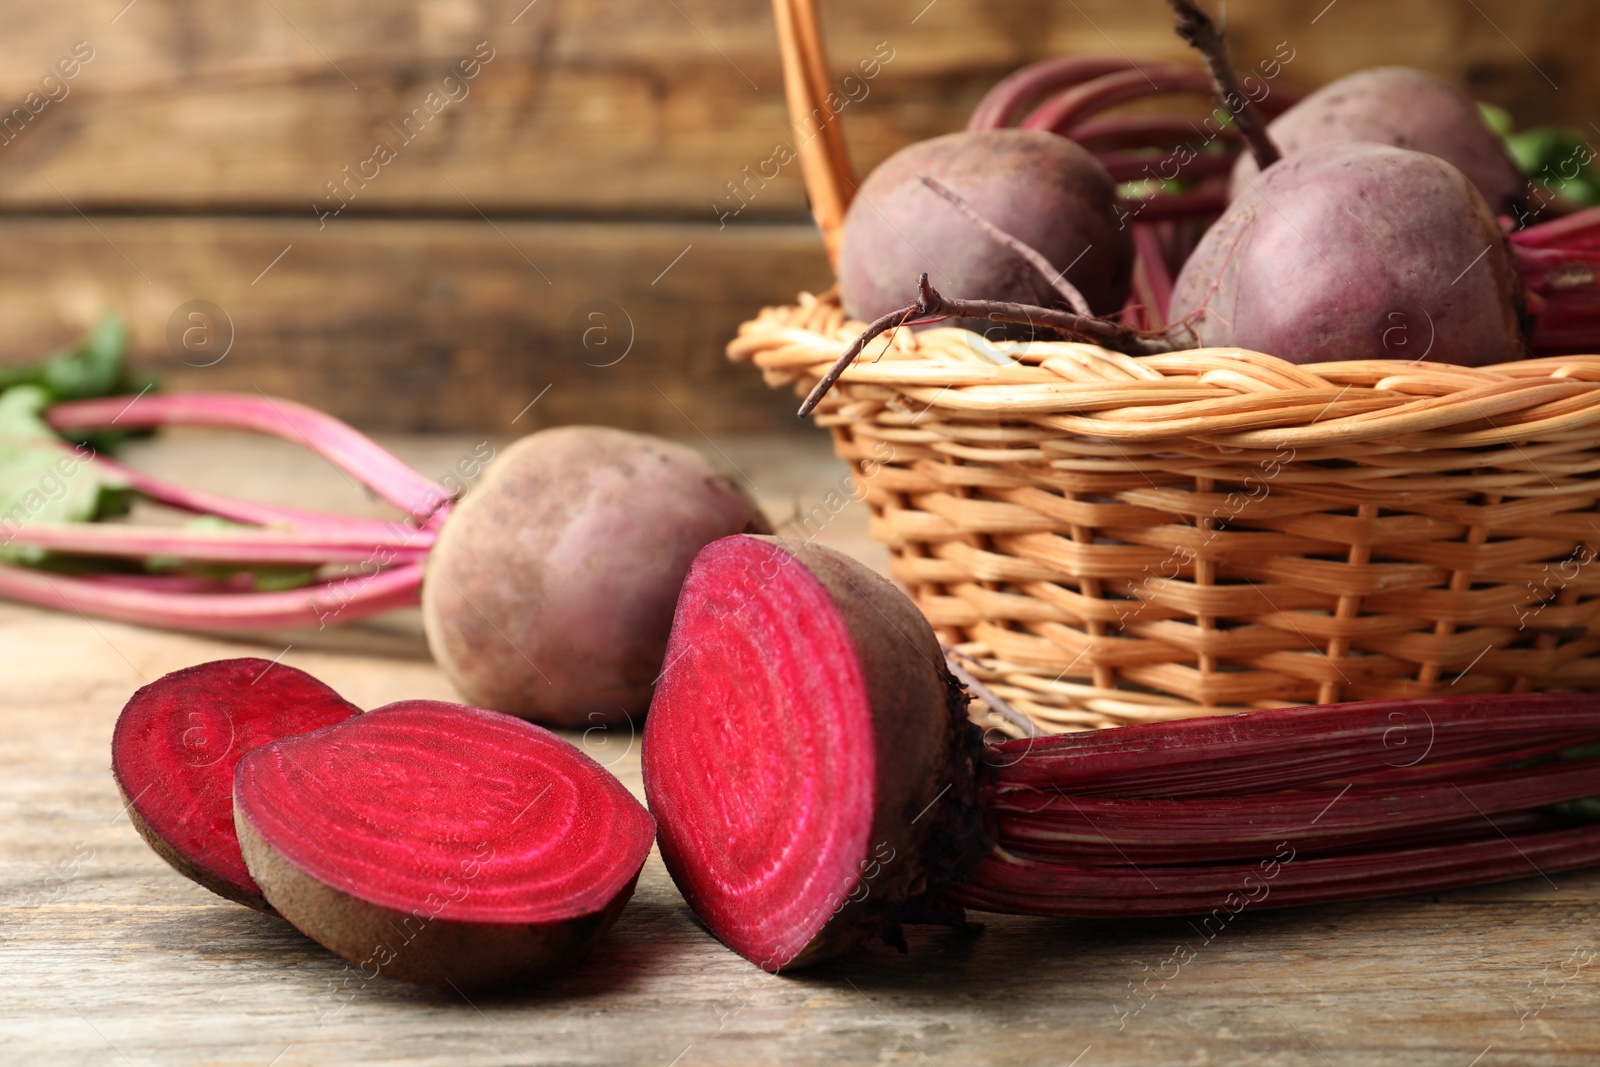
[0,385,130,565]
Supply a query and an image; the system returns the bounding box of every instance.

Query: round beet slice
[641,536,985,971]
[233,700,655,989]
[112,657,363,911]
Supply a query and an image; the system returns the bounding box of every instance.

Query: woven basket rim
[732,292,1600,449]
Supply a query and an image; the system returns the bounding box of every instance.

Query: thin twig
[920,177,1094,316]
[798,275,1173,417]
[1165,0,1280,171]
[946,648,1044,738]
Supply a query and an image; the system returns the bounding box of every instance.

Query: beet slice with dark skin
[234,699,655,989]
[111,658,362,911]
[642,536,985,971]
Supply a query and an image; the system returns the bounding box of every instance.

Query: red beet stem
[1021,66,1217,135]
[1511,204,1600,250]
[955,822,1600,917]
[991,693,1600,797]
[1117,184,1230,223]
[1506,209,1600,354]
[5,391,450,631]
[0,522,431,565]
[1130,225,1177,323]
[48,393,450,521]
[1334,740,1582,788]
[967,56,1138,131]
[86,572,264,594]
[0,558,423,629]
[1068,114,1247,151]
[993,756,1600,865]
[87,452,414,539]
[1099,149,1237,184]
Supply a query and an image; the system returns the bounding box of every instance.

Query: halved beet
[641,536,985,971]
[111,658,362,911]
[234,699,655,989]
[641,539,1600,972]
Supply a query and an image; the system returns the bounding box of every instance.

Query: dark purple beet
[838,129,1134,327]
[1170,141,1527,366]
[1230,67,1525,216]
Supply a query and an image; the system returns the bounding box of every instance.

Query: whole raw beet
[1230,67,1525,216]
[422,427,770,728]
[1170,142,1526,366]
[838,129,1134,324]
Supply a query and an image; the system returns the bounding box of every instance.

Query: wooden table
[3,432,1597,1066]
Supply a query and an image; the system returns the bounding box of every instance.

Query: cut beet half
[111,658,363,911]
[644,537,1600,972]
[234,700,656,989]
[642,536,985,972]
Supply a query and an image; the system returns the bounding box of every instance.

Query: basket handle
[771,0,856,268]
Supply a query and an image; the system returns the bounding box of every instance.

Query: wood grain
[0,0,1593,435]
[1,433,1597,1065]
[0,217,831,434]
[0,0,1589,215]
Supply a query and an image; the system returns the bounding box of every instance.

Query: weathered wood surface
[1,0,1594,432]
[0,0,1590,215]
[1,433,1597,1066]
[0,218,831,434]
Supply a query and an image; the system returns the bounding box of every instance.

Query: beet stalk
[966,56,1139,132]
[5,393,452,630]
[992,756,1600,864]
[1163,0,1279,170]
[643,535,1600,971]
[957,824,1600,917]
[1510,205,1600,354]
[7,392,768,728]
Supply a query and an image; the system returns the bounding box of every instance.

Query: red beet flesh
[111,658,362,910]
[235,699,655,989]
[642,536,982,971]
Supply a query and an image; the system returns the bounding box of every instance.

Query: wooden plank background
[0,0,1594,431]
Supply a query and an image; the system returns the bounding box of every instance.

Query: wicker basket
[738,0,1600,733]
